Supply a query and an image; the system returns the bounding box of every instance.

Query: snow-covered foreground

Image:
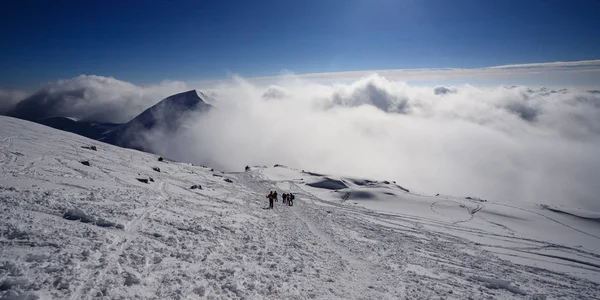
[1,116,599,300]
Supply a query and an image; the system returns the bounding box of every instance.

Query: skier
[289,192,294,206]
[266,191,274,209]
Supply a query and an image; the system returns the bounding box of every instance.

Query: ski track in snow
[1,116,600,299]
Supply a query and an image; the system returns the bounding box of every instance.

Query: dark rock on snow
[136,178,149,184]
[63,208,124,229]
[63,208,95,223]
[0,278,31,291]
[466,196,487,202]
[124,271,141,286]
[396,185,410,193]
[80,161,90,166]
[152,167,160,172]
[307,178,348,190]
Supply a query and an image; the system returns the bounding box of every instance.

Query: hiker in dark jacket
[282,193,288,205]
[288,193,294,206]
[266,191,274,209]
[273,191,278,203]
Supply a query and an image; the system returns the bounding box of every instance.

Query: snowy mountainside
[264,167,600,278]
[0,116,599,300]
[6,90,212,154]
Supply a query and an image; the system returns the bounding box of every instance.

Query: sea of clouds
[2,74,600,210]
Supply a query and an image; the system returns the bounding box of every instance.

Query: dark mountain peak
[142,90,214,121]
[159,90,206,108]
[178,90,199,97]
[102,90,213,151]
[128,89,211,130]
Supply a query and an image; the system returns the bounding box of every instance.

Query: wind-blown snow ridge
[540,204,600,221]
[0,116,599,299]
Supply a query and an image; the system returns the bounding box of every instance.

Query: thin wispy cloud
[186,59,600,88]
[490,59,600,69]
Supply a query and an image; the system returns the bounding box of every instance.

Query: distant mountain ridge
[7,89,212,153]
[35,117,121,140]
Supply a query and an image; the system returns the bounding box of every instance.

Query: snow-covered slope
[1,116,599,300]
[263,167,600,279]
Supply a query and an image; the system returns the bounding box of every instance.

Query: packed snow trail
[1,116,599,299]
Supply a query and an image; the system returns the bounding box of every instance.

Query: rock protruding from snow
[123,271,141,286]
[81,145,97,151]
[63,208,124,229]
[306,178,348,190]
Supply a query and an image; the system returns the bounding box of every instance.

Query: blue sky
[1,0,599,89]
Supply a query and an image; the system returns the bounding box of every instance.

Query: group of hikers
[266,191,295,209]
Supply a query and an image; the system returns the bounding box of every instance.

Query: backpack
[290,193,295,200]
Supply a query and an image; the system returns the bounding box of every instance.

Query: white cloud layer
[2,70,600,211]
[7,75,187,123]
[154,74,600,211]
